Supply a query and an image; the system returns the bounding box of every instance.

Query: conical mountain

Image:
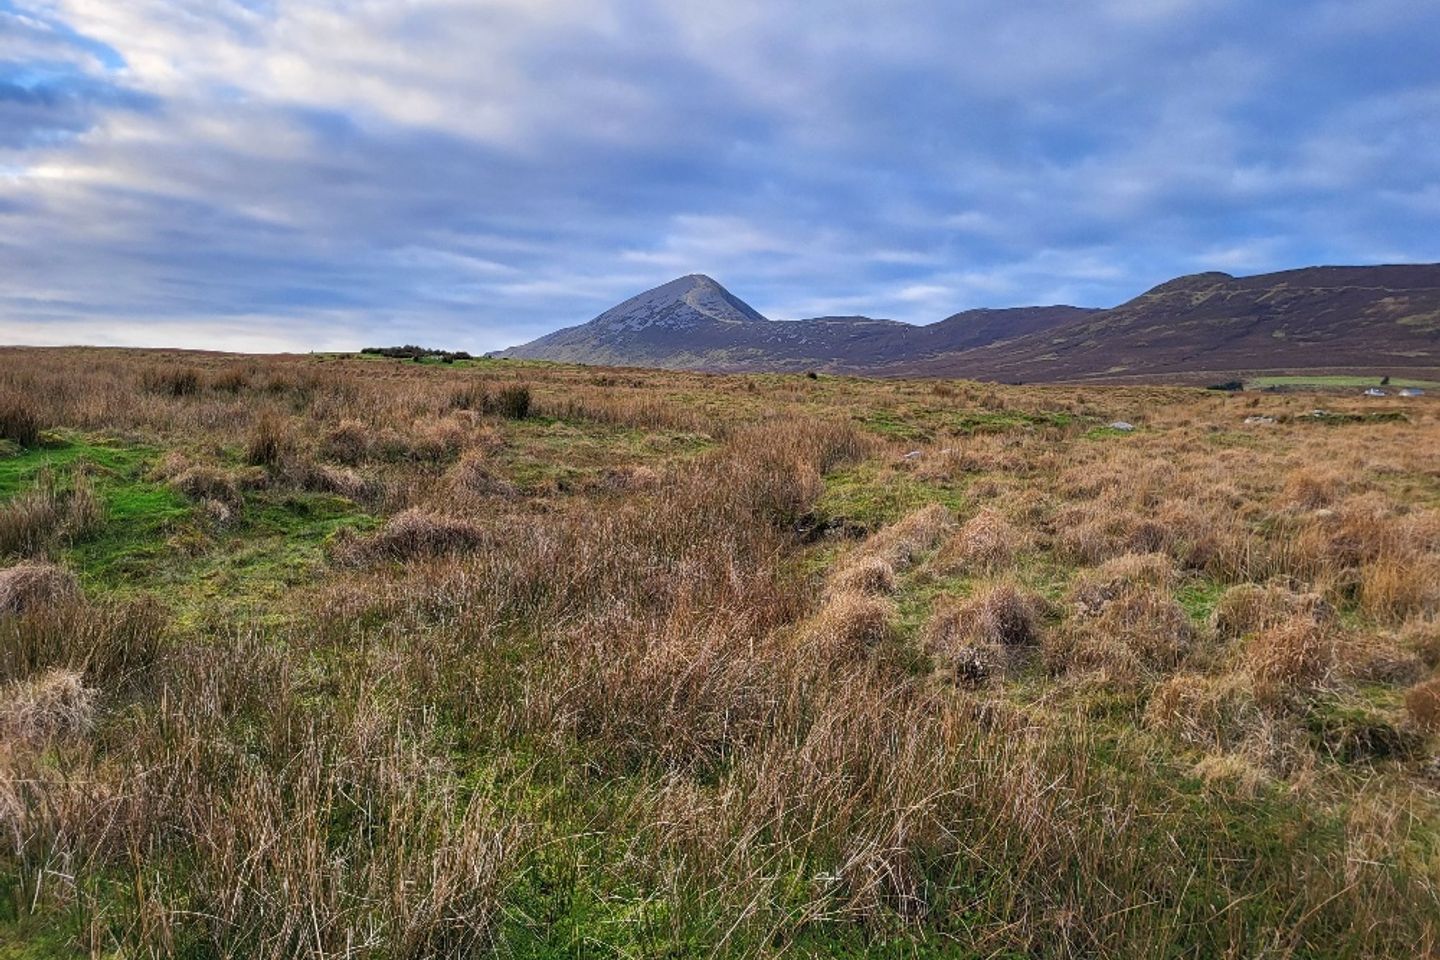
[497,275,768,365]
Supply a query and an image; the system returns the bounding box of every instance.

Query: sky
[3,0,1440,353]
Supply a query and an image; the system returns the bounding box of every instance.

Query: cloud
[2,0,1439,351]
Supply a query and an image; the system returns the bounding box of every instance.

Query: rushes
[0,486,62,557]
[246,410,291,467]
[451,380,531,419]
[0,390,41,447]
[0,471,105,557]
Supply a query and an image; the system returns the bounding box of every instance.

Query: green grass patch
[183,491,376,619]
[1177,578,1227,625]
[948,410,1081,436]
[1247,375,1440,389]
[0,432,374,617]
[813,465,966,533]
[0,433,193,587]
[857,409,932,442]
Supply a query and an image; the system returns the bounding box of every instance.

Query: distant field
[1,348,1438,957]
[1247,374,1440,389]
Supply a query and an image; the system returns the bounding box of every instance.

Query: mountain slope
[495,264,1440,380]
[892,264,1440,381]
[497,274,768,365]
[496,275,1093,371]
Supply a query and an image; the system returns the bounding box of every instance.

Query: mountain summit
[497,275,769,365]
[589,274,768,331]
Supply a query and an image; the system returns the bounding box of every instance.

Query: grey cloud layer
[3,0,1439,350]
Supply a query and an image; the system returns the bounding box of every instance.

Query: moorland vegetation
[1,346,1438,957]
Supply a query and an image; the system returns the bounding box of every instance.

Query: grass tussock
[168,463,243,505]
[141,364,202,397]
[0,471,105,557]
[1144,672,1263,751]
[1282,467,1349,510]
[826,504,951,596]
[858,502,954,567]
[933,507,1027,574]
[804,590,898,663]
[1047,554,1195,678]
[451,381,531,419]
[343,508,487,563]
[0,667,97,743]
[1243,614,1339,699]
[246,410,291,467]
[0,562,80,616]
[1360,556,1440,623]
[1403,676,1440,733]
[1211,581,1333,640]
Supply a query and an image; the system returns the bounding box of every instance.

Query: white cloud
[2,0,1438,348]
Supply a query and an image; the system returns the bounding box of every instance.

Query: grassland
[1,347,1438,958]
[1245,374,1440,389]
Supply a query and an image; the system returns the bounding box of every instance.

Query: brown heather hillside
[1,346,1439,957]
[500,264,1440,383]
[894,264,1440,382]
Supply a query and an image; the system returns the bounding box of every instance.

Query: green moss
[813,465,966,533]
[858,409,931,442]
[1304,696,1425,764]
[0,432,157,500]
[1177,579,1227,625]
[0,915,88,960]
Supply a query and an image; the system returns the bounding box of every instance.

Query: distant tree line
[361,345,474,363]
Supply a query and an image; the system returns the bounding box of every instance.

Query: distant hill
[495,264,1440,381]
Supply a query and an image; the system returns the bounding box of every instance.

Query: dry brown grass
[1243,614,1340,698]
[0,471,105,558]
[0,390,41,447]
[853,503,954,568]
[320,418,373,465]
[1211,582,1333,640]
[445,449,515,497]
[826,504,952,598]
[804,590,898,663]
[169,464,242,505]
[1399,618,1440,667]
[827,556,898,596]
[1282,467,1349,510]
[1144,672,1263,751]
[1404,676,1440,733]
[0,562,80,616]
[141,364,202,397]
[932,507,1026,574]
[925,581,1045,685]
[1,348,1438,955]
[342,508,487,563]
[0,485,62,557]
[1360,556,1440,623]
[246,410,291,467]
[0,667,97,743]
[1046,553,1195,679]
[1068,552,1176,614]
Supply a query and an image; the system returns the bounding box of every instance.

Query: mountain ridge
[496,264,1440,381]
